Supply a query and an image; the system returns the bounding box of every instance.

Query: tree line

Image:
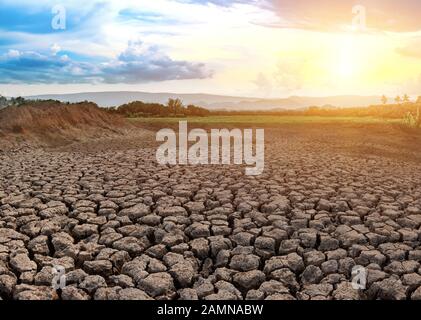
[107,98,211,117]
[381,94,421,105]
[3,94,421,120]
[0,95,26,109]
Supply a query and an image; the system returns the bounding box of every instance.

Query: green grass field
[129,115,402,125]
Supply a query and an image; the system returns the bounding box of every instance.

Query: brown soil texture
[0,103,129,149]
[0,121,421,300]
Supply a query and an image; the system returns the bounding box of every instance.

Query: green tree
[0,95,7,108]
[403,94,410,103]
[167,98,184,116]
[187,104,211,116]
[381,95,388,105]
[395,95,402,104]
[10,96,25,106]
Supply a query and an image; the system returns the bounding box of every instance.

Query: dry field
[1,110,421,300]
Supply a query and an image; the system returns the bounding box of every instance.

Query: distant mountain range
[27,91,383,110]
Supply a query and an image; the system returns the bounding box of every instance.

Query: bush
[403,106,420,128]
[114,100,210,118]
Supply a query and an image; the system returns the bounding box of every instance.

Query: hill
[27,92,382,110]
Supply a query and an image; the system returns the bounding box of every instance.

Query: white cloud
[50,43,61,55]
[0,41,212,84]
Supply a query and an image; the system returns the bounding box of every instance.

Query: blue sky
[1,0,421,97]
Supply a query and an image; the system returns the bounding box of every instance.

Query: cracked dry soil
[1,123,421,300]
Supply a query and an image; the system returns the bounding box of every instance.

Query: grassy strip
[128,115,402,125]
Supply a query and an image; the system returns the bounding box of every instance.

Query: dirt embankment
[0,101,132,149]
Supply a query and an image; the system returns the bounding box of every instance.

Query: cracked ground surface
[1,123,421,300]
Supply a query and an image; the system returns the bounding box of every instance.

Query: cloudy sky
[1,0,421,98]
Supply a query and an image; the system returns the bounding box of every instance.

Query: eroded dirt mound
[0,101,130,148]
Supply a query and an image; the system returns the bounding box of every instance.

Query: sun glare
[333,35,361,79]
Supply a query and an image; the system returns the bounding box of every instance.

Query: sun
[337,56,356,78]
[331,34,362,80]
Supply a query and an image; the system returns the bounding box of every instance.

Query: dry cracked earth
[1,123,421,301]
